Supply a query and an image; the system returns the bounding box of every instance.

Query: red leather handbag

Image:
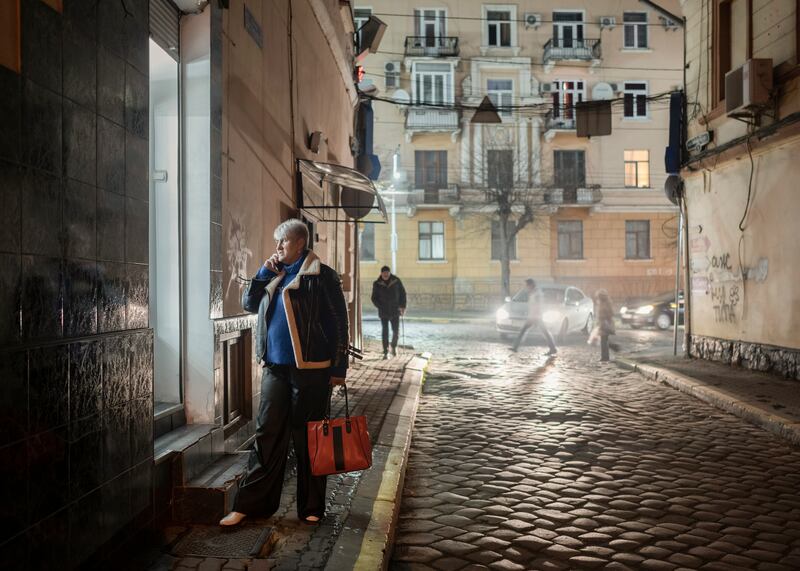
[307,385,372,476]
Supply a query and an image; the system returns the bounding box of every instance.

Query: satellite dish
[592,82,614,101]
[340,186,375,219]
[664,175,683,205]
[393,89,410,104]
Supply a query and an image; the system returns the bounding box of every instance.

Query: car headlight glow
[496,308,510,320]
[635,304,655,315]
[543,310,562,323]
[620,306,628,315]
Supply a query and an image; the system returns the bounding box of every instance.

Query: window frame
[553,150,586,189]
[623,81,649,119]
[625,220,651,259]
[624,150,650,188]
[487,78,514,117]
[483,4,517,48]
[557,220,584,260]
[414,7,447,44]
[359,222,376,262]
[623,12,649,49]
[491,220,518,261]
[551,79,586,121]
[411,62,455,105]
[552,10,585,48]
[354,7,373,50]
[712,0,733,108]
[418,220,446,261]
[486,148,514,189]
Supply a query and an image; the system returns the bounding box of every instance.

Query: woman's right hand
[264,254,281,273]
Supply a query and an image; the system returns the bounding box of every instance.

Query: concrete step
[173,452,250,524]
[154,423,224,486]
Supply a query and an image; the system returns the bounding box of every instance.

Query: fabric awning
[296,159,388,222]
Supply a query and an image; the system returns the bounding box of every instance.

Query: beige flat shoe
[219,511,247,527]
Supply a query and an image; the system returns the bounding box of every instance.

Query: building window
[713,0,734,105]
[487,149,514,188]
[626,220,651,259]
[487,79,513,117]
[554,150,586,189]
[624,150,650,188]
[485,6,514,47]
[557,220,583,260]
[552,11,584,48]
[623,82,648,118]
[551,80,585,122]
[412,62,454,105]
[491,220,517,260]
[415,150,447,189]
[414,8,446,46]
[623,12,648,48]
[354,7,373,50]
[419,221,445,260]
[360,223,375,261]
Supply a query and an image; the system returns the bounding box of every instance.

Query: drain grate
[172,526,272,558]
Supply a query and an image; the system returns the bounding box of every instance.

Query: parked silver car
[495,285,594,341]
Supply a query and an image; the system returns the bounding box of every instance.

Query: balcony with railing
[404,36,460,57]
[543,38,601,70]
[405,107,461,140]
[545,187,602,206]
[544,111,576,140]
[407,184,461,206]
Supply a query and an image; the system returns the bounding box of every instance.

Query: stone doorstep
[616,357,800,447]
[173,452,251,525]
[324,353,431,571]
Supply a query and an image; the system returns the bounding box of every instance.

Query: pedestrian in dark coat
[220,219,349,528]
[371,266,406,358]
[590,289,618,361]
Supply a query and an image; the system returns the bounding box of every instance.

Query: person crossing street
[511,278,557,355]
[371,266,407,359]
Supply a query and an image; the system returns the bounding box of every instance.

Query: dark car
[621,291,684,330]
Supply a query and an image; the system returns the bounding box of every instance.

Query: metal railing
[543,38,601,62]
[404,36,460,57]
[545,187,602,205]
[405,107,460,131]
[545,111,576,131]
[407,184,461,205]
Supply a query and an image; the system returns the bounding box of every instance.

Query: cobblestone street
[376,321,800,570]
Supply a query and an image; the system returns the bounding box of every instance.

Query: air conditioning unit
[384,60,401,89]
[659,15,679,31]
[524,13,542,29]
[599,16,616,30]
[725,58,773,116]
[541,82,553,93]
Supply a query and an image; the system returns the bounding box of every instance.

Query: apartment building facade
[356,0,682,311]
[681,0,800,376]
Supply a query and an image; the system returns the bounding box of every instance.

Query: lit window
[412,62,454,105]
[624,150,650,188]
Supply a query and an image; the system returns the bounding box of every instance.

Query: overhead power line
[370,11,681,27]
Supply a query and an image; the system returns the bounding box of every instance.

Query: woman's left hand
[330,376,346,386]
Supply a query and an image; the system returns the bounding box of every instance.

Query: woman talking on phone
[220,219,349,527]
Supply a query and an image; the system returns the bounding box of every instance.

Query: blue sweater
[258,253,307,366]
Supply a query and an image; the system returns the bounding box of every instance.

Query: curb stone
[616,356,800,446]
[324,352,432,571]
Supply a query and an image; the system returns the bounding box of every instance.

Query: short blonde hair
[274,218,309,246]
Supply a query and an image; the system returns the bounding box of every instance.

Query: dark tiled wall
[0,0,154,568]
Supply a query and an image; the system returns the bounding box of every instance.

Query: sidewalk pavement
[362,311,493,324]
[152,343,430,571]
[617,354,800,446]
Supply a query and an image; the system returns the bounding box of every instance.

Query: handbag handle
[322,382,351,436]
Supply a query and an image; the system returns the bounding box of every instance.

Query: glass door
[149,39,182,416]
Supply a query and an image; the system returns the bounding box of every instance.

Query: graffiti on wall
[226,216,254,300]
